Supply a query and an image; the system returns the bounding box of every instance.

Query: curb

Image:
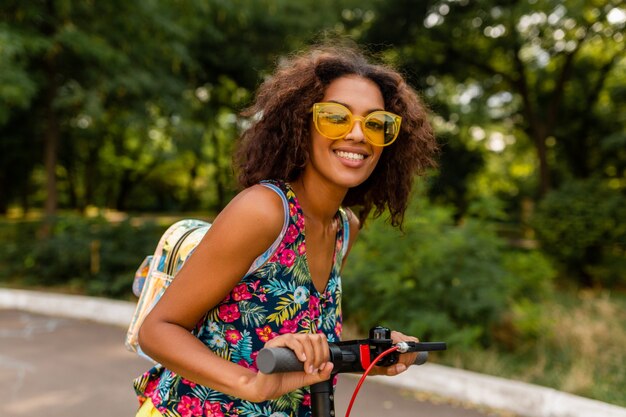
[0,288,135,327]
[1,288,625,417]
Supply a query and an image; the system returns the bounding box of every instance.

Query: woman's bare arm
[138,185,332,401]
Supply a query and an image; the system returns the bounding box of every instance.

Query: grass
[437,289,626,407]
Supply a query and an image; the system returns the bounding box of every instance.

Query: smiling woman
[236,44,438,228]
[132,43,438,417]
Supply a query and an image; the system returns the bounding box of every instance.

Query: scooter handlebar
[257,344,438,374]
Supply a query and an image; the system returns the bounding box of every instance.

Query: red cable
[344,346,400,417]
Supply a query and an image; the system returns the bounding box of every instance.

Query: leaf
[237,401,272,417]
[270,388,304,411]
[191,384,227,403]
[264,277,296,296]
[239,301,268,327]
[266,294,302,325]
[291,256,310,285]
[231,330,253,364]
[255,262,282,281]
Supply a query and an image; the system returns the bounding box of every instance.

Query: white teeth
[336,151,365,161]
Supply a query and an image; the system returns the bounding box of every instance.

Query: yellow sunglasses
[312,102,402,147]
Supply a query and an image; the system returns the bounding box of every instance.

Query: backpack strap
[243,181,290,276]
[338,207,351,260]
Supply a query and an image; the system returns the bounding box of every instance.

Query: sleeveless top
[133,180,349,417]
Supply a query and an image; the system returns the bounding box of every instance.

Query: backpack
[125,181,290,362]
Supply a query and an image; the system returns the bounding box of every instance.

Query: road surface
[0,309,492,417]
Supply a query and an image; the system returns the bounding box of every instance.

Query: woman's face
[304,75,385,191]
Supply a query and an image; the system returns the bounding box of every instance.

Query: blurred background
[0,0,624,408]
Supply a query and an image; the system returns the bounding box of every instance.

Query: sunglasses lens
[316,104,351,138]
[314,103,401,146]
[365,113,399,145]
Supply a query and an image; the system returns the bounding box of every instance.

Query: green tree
[531,178,626,287]
[0,1,193,225]
[0,0,379,217]
[352,0,625,284]
[360,0,625,198]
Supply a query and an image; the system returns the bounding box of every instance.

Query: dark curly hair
[234,44,438,228]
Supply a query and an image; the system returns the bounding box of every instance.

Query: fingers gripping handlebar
[257,326,447,374]
[257,327,447,417]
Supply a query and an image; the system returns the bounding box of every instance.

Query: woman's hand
[240,333,334,402]
[370,330,419,376]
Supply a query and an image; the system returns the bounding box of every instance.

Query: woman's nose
[345,119,366,143]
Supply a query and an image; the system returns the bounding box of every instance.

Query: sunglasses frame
[312,102,402,147]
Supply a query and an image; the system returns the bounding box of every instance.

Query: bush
[87,218,166,297]
[0,215,166,298]
[342,196,554,348]
[494,250,556,348]
[531,178,626,288]
[502,249,555,302]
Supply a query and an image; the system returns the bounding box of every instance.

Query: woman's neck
[290,177,346,226]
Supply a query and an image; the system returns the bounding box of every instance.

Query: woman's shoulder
[222,183,285,222]
[208,183,287,250]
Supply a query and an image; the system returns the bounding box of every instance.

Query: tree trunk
[0,177,7,215]
[183,156,200,211]
[40,59,60,238]
[512,45,552,197]
[84,143,98,208]
[533,130,551,197]
[115,170,133,211]
[39,0,60,238]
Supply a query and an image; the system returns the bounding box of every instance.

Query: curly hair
[234,44,438,228]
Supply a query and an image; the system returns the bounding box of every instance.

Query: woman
[135,44,438,417]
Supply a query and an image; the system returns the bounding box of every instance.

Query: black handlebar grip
[258,344,433,373]
[257,347,304,374]
[414,351,428,365]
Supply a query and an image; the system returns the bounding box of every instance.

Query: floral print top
[134,180,349,417]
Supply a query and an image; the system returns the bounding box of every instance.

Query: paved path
[0,309,490,417]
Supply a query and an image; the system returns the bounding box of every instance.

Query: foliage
[342,195,555,348]
[0,0,375,215]
[0,216,166,298]
[1,0,624,286]
[531,178,626,288]
[440,290,626,407]
[358,0,626,218]
[493,250,556,349]
[428,132,485,220]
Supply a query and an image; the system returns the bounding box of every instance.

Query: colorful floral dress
[134,180,349,417]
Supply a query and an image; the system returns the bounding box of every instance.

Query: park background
[0,0,624,408]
